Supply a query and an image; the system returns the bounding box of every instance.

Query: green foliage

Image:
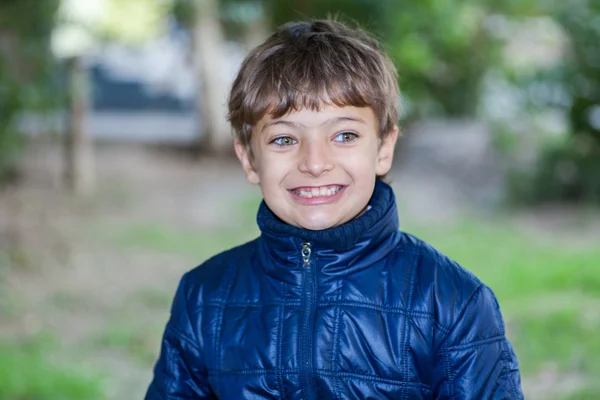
[265,0,385,30]
[381,1,499,117]
[492,0,600,204]
[0,0,62,182]
[553,0,600,147]
[0,336,105,400]
[171,0,197,29]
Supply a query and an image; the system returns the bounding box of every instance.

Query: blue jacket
[146,181,523,399]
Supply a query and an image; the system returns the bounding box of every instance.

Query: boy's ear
[234,139,260,185]
[375,125,399,177]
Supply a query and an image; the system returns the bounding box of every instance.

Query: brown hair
[227,19,400,153]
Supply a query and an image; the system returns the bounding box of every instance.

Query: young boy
[145,20,523,399]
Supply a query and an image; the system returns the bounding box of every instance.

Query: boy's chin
[298,221,339,231]
[285,214,342,231]
[282,206,370,231]
[289,214,353,231]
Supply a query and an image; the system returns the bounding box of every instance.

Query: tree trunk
[64,56,94,195]
[193,0,232,155]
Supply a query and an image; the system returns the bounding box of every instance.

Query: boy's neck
[257,181,397,252]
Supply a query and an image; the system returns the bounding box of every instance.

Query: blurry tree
[556,0,600,201]
[173,0,232,155]
[488,0,600,143]
[384,1,506,119]
[63,55,94,196]
[52,0,98,196]
[550,1,600,148]
[220,0,269,50]
[0,0,60,182]
[492,0,600,203]
[52,0,172,195]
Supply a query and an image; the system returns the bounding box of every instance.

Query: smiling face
[235,105,398,231]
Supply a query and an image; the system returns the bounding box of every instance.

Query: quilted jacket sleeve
[145,273,214,399]
[433,285,523,400]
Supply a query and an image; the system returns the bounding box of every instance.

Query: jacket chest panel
[201,302,425,383]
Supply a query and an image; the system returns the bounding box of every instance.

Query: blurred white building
[23,20,245,144]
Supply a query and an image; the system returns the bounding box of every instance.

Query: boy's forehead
[255,105,377,133]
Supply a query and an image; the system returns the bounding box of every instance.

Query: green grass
[108,223,257,257]
[563,386,600,400]
[131,287,174,309]
[0,336,105,400]
[93,322,163,366]
[92,195,262,259]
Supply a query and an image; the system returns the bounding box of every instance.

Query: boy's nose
[298,141,334,176]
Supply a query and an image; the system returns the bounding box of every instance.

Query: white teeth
[295,186,341,198]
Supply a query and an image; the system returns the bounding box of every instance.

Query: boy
[145,20,523,399]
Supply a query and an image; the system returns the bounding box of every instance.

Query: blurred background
[1,0,599,399]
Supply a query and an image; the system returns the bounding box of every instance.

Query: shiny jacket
[145,181,523,399]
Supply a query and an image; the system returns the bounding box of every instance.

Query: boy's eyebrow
[262,116,367,132]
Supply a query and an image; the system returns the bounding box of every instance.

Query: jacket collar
[256,181,400,284]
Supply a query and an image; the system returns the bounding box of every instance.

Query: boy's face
[235,105,398,231]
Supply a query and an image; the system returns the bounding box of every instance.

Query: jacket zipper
[301,242,312,267]
[300,242,316,399]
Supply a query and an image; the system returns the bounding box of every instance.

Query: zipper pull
[301,242,312,267]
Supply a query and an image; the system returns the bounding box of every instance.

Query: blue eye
[333,132,358,143]
[271,136,297,147]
